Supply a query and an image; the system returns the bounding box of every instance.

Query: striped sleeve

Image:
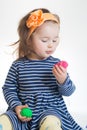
[57,74,76,96]
[2,62,22,110]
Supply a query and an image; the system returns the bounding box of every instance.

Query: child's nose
[48,42,53,48]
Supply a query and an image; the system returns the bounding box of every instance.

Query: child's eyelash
[53,40,57,42]
[42,40,48,42]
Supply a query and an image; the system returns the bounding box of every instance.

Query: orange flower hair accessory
[26,10,59,37]
[26,10,44,28]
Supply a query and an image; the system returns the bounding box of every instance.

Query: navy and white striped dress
[2,56,83,130]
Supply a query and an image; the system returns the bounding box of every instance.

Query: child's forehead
[32,22,59,38]
[35,21,59,32]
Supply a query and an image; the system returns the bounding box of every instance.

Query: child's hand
[52,64,67,84]
[15,104,32,122]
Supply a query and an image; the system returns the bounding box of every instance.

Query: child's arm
[2,62,22,110]
[52,61,75,96]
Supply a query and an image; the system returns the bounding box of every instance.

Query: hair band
[26,10,59,37]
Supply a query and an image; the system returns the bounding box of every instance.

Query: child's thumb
[24,104,28,108]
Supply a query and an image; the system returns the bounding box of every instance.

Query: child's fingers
[18,112,32,122]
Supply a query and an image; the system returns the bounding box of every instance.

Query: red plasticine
[55,61,68,69]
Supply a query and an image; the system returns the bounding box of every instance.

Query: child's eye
[53,40,57,42]
[53,38,59,42]
[53,39,58,42]
[41,40,48,42]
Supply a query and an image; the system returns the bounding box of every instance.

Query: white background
[0,0,87,128]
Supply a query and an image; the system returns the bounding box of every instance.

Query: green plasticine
[20,108,33,118]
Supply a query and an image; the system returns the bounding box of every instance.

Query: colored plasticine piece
[55,61,68,69]
[20,108,33,118]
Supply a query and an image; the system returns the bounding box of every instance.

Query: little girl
[0,8,83,130]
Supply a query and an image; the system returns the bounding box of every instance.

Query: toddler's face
[29,22,60,60]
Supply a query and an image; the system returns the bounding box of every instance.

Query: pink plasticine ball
[55,61,68,69]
